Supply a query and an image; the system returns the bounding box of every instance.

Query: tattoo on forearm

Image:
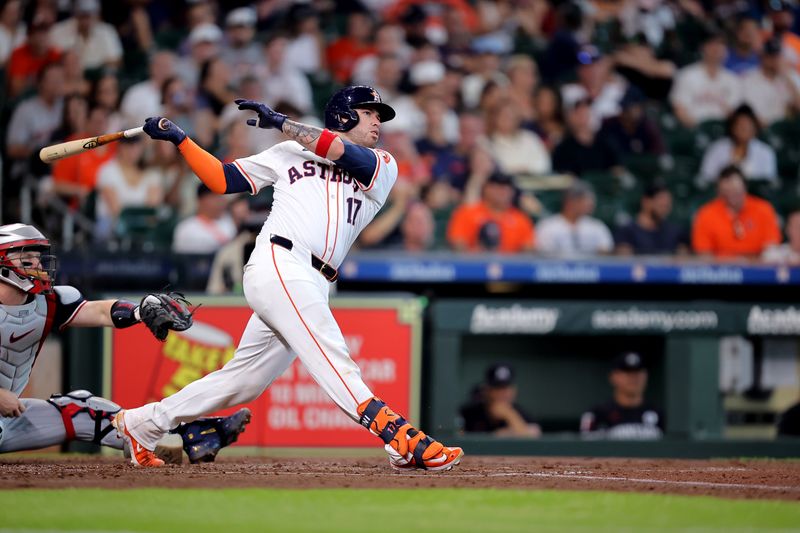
[282,120,322,146]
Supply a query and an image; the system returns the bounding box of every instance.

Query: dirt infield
[2,456,799,501]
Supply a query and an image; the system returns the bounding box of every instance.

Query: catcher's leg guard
[172,408,252,464]
[357,397,464,471]
[48,390,123,448]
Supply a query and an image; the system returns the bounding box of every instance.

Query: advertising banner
[105,297,421,447]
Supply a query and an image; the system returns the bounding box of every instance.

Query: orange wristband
[314,129,337,158]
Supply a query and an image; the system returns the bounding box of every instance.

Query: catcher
[0,223,249,465]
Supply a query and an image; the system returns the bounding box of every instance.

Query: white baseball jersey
[232,140,398,268]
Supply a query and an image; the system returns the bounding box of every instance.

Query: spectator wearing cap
[175,22,222,88]
[6,9,60,98]
[536,181,614,257]
[615,183,688,255]
[326,10,375,84]
[725,17,763,75]
[459,363,541,437]
[447,171,535,253]
[741,38,800,126]
[284,3,326,75]
[389,60,460,143]
[766,0,800,74]
[486,98,551,177]
[172,184,237,254]
[669,29,742,128]
[461,35,510,110]
[220,7,261,87]
[561,45,627,132]
[580,352,664,440]
[94,135,163,242]
[692,165,781,258]
[259,33,313,115]
[49,0,122,71]
[120,51,177,124]
[599,86,665,157]
[763,209,800,264]
[698,104,778,186]
[0,0,25,67]
[552,93,623,177]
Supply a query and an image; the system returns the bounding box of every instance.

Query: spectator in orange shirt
[52,106,116,210]
[447,171,535,253]
[692,165,781,259]
[6,10,60,98]
[326,11,376,84]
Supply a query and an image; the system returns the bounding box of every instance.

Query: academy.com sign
[470,304,560,333]
[591,308,719,332]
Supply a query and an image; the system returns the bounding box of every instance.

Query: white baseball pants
[124,239,375,450]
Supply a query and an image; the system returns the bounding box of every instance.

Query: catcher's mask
[324,85,396,132]
[0,223,57,295]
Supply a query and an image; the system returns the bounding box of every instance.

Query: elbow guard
[111,300,141,329]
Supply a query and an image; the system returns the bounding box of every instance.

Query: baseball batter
[0,224,249,464]
[117,86,464,471]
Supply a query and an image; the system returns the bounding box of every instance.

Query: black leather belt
[269,234,339,282]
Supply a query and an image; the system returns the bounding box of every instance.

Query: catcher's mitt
[139,292,195,341]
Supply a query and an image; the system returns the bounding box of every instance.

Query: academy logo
[470,304,559,334]
[747,306,800,334]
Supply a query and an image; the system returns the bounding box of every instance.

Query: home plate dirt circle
[2,456,799,501]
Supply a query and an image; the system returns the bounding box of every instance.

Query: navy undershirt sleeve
[333,141,378,187]
[223,163,252,194]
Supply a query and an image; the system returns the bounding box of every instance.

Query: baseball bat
[38,118,169,163]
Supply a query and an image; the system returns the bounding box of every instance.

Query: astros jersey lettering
[233,140,397,268]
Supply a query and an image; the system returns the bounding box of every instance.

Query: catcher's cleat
[358,397,465,472]
[173,408,252,464]
[112,411,165,467]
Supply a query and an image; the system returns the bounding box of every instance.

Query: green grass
[1,488,798,533]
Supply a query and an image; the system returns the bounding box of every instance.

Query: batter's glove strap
[139,292,196,342]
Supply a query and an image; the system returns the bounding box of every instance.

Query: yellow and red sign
[107,297,421,447]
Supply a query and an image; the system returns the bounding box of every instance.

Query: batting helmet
[0,223,57,294]
[324,85,396,132]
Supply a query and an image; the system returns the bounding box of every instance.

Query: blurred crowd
[3,0,800,274]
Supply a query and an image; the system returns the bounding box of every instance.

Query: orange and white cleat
[112,411,165,467]
[358,397,464,472]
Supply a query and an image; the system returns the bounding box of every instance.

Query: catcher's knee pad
[48,390,121,444]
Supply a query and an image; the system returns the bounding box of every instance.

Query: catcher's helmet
[324,85,396,132]
[0,223,57,294]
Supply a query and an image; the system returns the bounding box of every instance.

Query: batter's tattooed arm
[282,120,323,145]
[282,120,346,160]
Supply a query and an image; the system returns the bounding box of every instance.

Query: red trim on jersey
[359,150,381,192]
[233,160,257,194]
[59,300,87,331]
[322,168,331,260]
[314,129,338,158]
[326,176,341,263]
[33,292,57,365]
[58,403,81,441]
[271,243,358,404]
